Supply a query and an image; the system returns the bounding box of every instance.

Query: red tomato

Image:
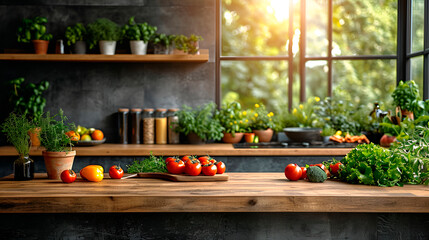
[284,164,302,181]
[202,163,217,176]
[209,159,217,164]
[182,155,193,162]
[185,159,202,176]
[330,162,343,176]
[380,134,397,147]
[312,163,331,178]
[215,161,226,174]
[300,167,307,179]
[166,157,179,164]
[61,169,76,183]
[198,156,210,165]
[167,159,186,174]
[109,165,124,179]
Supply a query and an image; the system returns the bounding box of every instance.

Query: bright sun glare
[268,0,295,22]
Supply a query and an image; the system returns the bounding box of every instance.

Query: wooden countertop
[0,173,428,213]
[0,143,352,157]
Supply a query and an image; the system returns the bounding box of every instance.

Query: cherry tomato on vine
[109,165,124,179]
[198,156,210,165]
[166,157,179,164]
[202,163,217,176]
[284,163,302,181]
[330,162,344,176]
[61,169,76,183]
[167,159,186,174]
[185,159,202,176]
[215,161,226,174]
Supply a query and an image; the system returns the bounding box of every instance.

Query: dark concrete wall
[0,0,215,143]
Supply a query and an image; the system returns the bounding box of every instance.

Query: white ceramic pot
[73,40,86,54]
[130,40,147,55]
[99,40,117,55]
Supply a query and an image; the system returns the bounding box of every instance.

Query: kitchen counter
[1,172,428,213]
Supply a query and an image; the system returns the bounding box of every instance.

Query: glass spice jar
[155,108,167,144]
[130,108,142,144]
[143,108,155,144]
[118,108,129,144]
[167,108,180,144]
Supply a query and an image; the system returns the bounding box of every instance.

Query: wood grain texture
[137,172,229,182]
[0,173,428,213]
[0,143,352,157]
[0,50,208,62]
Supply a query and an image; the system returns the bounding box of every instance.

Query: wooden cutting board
[136,172,229,182]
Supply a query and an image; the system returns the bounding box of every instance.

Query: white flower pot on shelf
[99,40,117,55]
[130,40,147,55]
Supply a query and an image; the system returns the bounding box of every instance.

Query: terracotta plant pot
[253,128,274,142]
[244,133,255,143]
[28,127,41,147]
[32,40,49,54]
[43,150,76,179]
[222,132,244,143]
[187,132,205,145]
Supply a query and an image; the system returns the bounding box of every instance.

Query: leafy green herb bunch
[392,80,424,113]
[248,103,275,130]
[122,17,157,43]
[86,18,121,49]
[215,101,250,136]
[65,23,86,46]
[126,152,167,173]
[1,113,34,157]
[39,109,75,152]
[173,34,203,54]
[17,16,53,43]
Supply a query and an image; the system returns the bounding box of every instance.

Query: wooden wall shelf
[0,49,209,63]
[0,143,352,157]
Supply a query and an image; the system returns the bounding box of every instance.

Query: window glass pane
[410,56,424,99]
[411,0,425,53]
[222,0,289,56]
[306,61,328,98]
[221,61,289,112]
[333,60,396,108]
[332,0,397,56]
[306,0,328,57]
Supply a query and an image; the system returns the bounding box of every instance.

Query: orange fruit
[65,130,80,141]
[91,130,104,140]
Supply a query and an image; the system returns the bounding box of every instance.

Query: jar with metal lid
[143,108,155,144]
[130,108,142,144]
[167,108,180,144]
[118,108,129,144]
[155,109,167,144]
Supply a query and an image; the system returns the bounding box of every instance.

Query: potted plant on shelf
[174,102,224,144]
[87,18,121,55]
[65,23,87,54]
[248,103,276,142]
[172,34,203,55]
[392,80,424,120]
[8,77,49,146]
[17,16,53,54]
[215,102,250,143]
[39,109,76,179]
[149,33,175,54]
[121,17,157,55]
[1,113,35,180]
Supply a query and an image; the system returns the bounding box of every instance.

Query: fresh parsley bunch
[126,153,167,173]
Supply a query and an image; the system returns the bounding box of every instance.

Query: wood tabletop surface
[0,173,428,213]
[0,143,352,157]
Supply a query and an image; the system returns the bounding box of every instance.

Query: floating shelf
[0,49,209,63]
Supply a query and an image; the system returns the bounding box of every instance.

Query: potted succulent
[121,17,157,55]
[174,102,224,144]
[215,102,250,143]
[249,103,276,142]
[17,16,53,54]
[39,110,76,179]
[8,77,49,146]
[87,18,121,55]
[1,113,35,180]
[392,80,424,120]
[173,34,203,55]
[65,23,87,54]
[150,33,175,54]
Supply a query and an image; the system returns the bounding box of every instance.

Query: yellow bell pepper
[80,165,104,182]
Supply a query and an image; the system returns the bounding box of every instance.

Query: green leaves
[39,110,75,152]
[17,16,52,43]
[1,113,34,156]
[8,78,49,118]
[65,23,86,46]
[392,80,423,112]
[86,18,121,49]
[126,153,167,173]
[121,17,157,42]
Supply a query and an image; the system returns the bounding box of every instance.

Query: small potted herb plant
[87,18,121,55]
[392,80,424,120]
[1,113,35,180]
[122,17,157,55]
[173,34,203,55]
[215,102,250,143]
[39,109,76,179]
[175,102,224,144]
[149,33,175,54]
[17,16,53,54]
[248,103,276,142]
[65,23,87,54]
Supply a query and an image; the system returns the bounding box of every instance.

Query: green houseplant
[17,16,53,54]
[39,110,76,179]
[87,18,121,55]
[173,34,203,54]
[150,33,175,54]
[122,17,157,55]
[392,80,424,120]
[65,23,87,54]
[1,113,35,180]
[248,103,276,142]
[174,102,224,144]
[215,102,250,143]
